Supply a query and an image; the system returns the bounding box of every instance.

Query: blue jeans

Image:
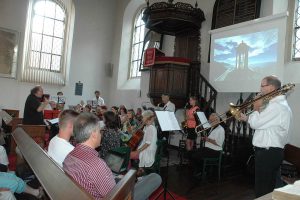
[134,173,162,200]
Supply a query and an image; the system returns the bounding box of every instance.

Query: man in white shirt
[158,93,175,112]
[93,90,105,106]
[240,76,292,198]
[191,113,225,174]
[48,110,79,167]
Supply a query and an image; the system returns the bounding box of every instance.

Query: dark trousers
[255,147,284,198]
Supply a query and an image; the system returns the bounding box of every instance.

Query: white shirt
[163,101,175,112]
[248,95,292,149]
[138,124,157,167]
[48,135,74,167]
[205,125,225,151]
[93,97,105,106]
[0,145,9,165]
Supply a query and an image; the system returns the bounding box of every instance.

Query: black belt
[254,147,283,151]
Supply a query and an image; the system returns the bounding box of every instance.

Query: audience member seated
[23,85,49,125]
[191,113,225,175]
[130,110,157,171]
[0,172,44,199]
[63,112,161,200]
[48,110,79,167]
[0,145,9,172]
[99,111,121,159]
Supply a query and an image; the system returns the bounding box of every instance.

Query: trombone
[195,83,295,136]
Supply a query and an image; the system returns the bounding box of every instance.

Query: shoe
[37,187,45,199]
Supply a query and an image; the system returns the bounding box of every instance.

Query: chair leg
[202,161,206,181]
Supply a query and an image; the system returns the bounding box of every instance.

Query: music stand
[155,111,181,200]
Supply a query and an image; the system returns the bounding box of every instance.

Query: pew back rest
[284,144,300,175]
[3,109,19,118]
[11,124,45,155]
[12,127,93,200]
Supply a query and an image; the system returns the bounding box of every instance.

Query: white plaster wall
[0,0,117,116]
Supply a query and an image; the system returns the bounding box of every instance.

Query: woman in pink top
[185,96,200,151]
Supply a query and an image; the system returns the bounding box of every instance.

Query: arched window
[21,0,74,85]
[293,0,300,60]
[129,10,146,78]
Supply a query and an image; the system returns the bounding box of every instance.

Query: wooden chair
[201,143,225,182]
[12,128,137,200]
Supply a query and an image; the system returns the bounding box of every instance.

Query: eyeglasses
[260,84,270,88]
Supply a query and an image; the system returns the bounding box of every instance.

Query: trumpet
[195,83,295,135]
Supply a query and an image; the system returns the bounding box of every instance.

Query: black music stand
[155,111,181,200]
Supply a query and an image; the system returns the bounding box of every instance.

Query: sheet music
[48,118,59,124]
[155,111,181,131]
[196,112,211,129]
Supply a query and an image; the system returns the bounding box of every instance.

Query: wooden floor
[160,165,256,200]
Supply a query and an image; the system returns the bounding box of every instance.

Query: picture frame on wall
[0,27,19,79]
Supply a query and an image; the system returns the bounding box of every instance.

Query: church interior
[1,0,300,199]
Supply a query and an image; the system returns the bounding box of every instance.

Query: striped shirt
[63,144,116,200]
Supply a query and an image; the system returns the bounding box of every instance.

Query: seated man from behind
[63,113,161,200]
[192,113,225,174]
[48,110,79,167]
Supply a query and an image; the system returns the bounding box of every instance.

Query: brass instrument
[195,83,295,136]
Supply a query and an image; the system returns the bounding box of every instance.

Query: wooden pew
[3,109,19,118]
[10,124,46,155]
[12,128,137,200]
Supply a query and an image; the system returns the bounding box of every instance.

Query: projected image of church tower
[235,41,249,70]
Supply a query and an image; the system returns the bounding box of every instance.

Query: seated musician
[124,109,138,134]
[111,106,119,114]
[185,96,201,151]
[48,110,79,167]
[63,112,161,200]
[99,111,121,159]
[119,107,128,124]
[130,110,157,170]
[0,172,44,199]
[191,113,225,175]
[136,108,143,122]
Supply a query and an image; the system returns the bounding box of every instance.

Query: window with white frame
[293,0,300,60]
[22,0,73,85]
[129,10,146,78]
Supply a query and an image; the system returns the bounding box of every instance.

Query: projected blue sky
[214,28,278,68]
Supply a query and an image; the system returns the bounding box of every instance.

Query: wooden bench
[12,128,137,200]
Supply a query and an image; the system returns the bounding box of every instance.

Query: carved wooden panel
[149,63,190,108]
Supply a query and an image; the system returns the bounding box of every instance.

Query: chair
[110,146,131,173]
[201,143,225,182]
[144,140,164,175]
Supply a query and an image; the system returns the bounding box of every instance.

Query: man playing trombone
[239,76,292,198]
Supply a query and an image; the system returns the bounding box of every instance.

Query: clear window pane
[29,51,40,68]
[42,35,53,53]
[32,15,44,34]
[31,33,42,51]
[40,53,51,69]
[34,1,45,16]
[44,1,56,18]
[55,5,65,21]
[51,55,61,71]
[52,38,63,55]
[54,20,64,38]
[43,18,54,35]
